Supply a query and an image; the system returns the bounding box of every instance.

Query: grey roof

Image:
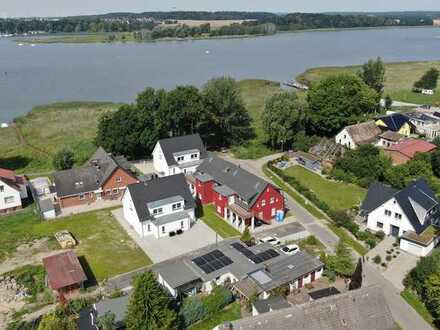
[158,134,206,167]
[154,259,201,289]
[361,179,439,234]
[126,174,195,222]
[197,153,273,206]
[38,198,55,213]
[213,184,236,197]
[194,172,213,183]
[379,130,405,142]
[94,295,130,327]
[221,286,396,330]
[152,238,323,293]
[54,147,134,198]
[360,182,398,214]
[154,210,192,226]
[147,195,184,209]
[253,296,290,314]
[404,111,439,124]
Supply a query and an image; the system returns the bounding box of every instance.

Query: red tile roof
[386,138,437,159]
[42,251,87,290]
[0,168,17,182]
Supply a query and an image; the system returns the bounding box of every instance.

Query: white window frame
[79,194,85,201]
[116,176,122,183]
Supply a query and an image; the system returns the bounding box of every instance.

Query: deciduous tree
[261,92,304,150]
[359,57,386,94]
[52,148,75,170]
[306,74,380,136]
[201,77,253,147]
[414,68,440,90]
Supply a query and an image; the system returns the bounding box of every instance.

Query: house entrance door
[390,225,400,237]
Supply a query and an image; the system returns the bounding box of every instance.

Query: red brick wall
[58,192,97,208]
[101,168,138,200]
[195,179,215,204]
[251,184,285,223]
[213,190,228,217]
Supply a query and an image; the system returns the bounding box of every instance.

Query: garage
[400,239,424,256]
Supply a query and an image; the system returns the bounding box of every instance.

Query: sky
[2,0,440,18]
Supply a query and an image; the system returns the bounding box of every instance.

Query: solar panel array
[192,249,233,274]
[231,242,279,264]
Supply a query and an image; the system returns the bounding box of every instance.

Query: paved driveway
[112,208,222,263]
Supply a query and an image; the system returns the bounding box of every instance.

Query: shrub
[179,296,207,327]
[202,286,234,315]
[53,148,75,170]
[375,231,385,240]
[386,255,392,261]
[373,255,381,264]
[323,268,336,282]
[304,235,320,246]
[365,238,377,249]
[386,250,392,254]
[392,242,398,247]
[393,255,397,258]
[381,262,387,268]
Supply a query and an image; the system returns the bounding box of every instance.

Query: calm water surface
[1,26,440,122]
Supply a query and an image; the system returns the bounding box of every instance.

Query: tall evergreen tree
[125,271,177,330]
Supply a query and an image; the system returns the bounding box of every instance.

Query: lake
[1,26,440,122]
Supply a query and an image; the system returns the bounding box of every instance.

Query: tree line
[0,11,433,34]
[96,77,253,158]
[262,57,384,151]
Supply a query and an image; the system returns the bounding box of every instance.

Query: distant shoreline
[13,25,438,45]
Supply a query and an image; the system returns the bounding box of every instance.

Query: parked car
[259,236,281,246]
[281,244,300,255]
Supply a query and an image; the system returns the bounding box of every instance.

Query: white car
[281,244,300,255]
[259,236,281,246]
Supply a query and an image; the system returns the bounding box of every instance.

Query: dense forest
[0,11,435,35]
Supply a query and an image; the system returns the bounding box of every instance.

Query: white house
[152,134,206,177]
[122,174,196,239]
[0,168,28,214]
[335,121,382,149]
[360,179,440,256]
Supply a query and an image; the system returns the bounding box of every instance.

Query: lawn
[0,207,152,281]
[264,164,368,256]
[189,302,241,330]
[200,205,241,238]
[232,80,284,159]
[297,60,440,105]
[401,289,434,327]
[284,166,366,211]
[0,102,120,173]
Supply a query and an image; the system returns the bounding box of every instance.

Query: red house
[188,154,285,232]
[54,147,138,208]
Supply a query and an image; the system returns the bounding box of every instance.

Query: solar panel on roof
[202,253,215,262]
[211,260,223,271]
[193,257,207,267]
[267,249,279,257]
[212,250,224,258]
[250,255,264,264]
[219,256,233,266]
[200,263,216,274]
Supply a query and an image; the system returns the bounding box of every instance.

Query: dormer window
[191,153,198,159]
[177,156,184,162]
[172,202,182,211]
[153,208,163,215]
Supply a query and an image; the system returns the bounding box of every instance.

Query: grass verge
[189,302,241,330]
[401,289,434,327]
[0,206,152,281]
[263,164,368,256]
[200,205,241,238]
